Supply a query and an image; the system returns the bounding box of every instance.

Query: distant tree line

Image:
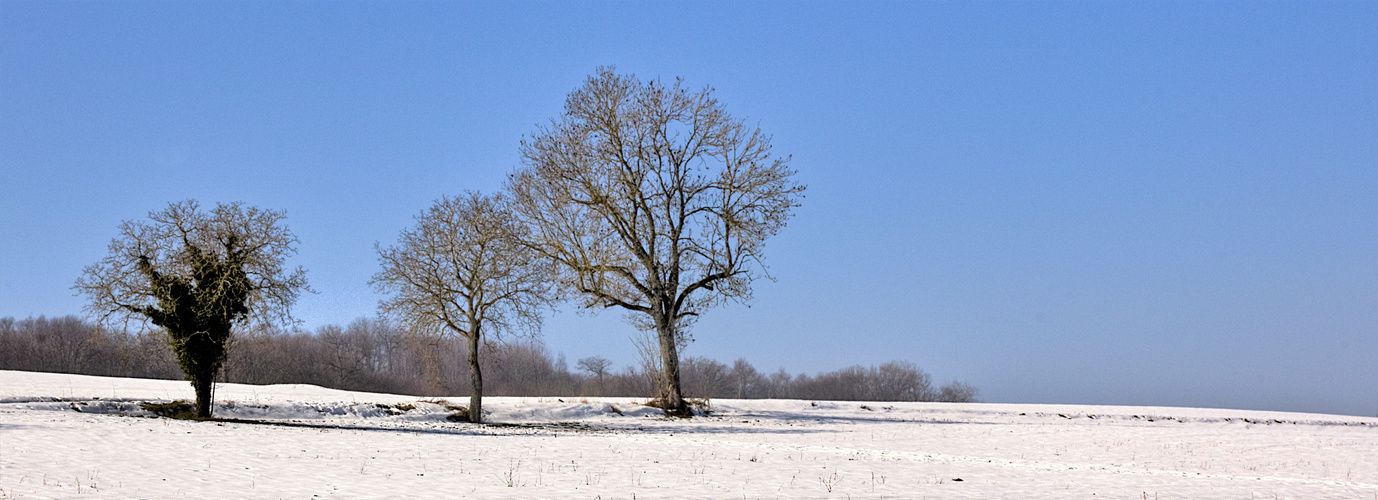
[0,315,977,403]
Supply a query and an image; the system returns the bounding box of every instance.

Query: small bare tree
[372,192,550,423]
[576,355,611,380]
[509,67,805,416]
[74,200,308,418]
[576,355,612,394]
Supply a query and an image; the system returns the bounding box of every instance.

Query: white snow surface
[1,370,1375,499]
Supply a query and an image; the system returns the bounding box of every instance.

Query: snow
[1,370,1375,499]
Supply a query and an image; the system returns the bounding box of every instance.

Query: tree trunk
[655,317,690,417]
[467,329,483,424]
[193,375,213,419]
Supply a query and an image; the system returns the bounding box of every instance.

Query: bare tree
[319,324,364,388]
[937,381,980,403]
[629,330,673,399]
[372,192,551,423]
[74,200,308,418]
[765,369,795,399]
[576,355,612,382]
[873,361,935,402]
[509,67,805,416]
[728,358,762,399]
[681,356,730,399]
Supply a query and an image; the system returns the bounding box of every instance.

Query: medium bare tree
[509,67,805,416]
[372,192,551,423]
[74,200,308,418]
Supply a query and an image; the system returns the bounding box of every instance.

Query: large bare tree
[509,68,805,416]
[75,200,309,418]
[372,192,550,423]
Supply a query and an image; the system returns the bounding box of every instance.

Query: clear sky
[2,1,1375,416]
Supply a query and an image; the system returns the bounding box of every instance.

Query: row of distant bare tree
[0,315,977,403]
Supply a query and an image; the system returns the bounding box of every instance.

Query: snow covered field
[1,370,1375,499]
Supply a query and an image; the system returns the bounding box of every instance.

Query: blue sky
[2,1,1375,416]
